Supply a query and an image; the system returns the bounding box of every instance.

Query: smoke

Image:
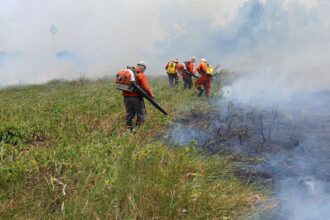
[0,0,249,85]
[216,2,330,219]
[219,0,330,106]
[157,0,330,102]
[1,0,326,86]
[159,1,330,219]
[156,0,330,112]
[0,0,167,85]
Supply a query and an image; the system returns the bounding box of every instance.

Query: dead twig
[51,177,67,196]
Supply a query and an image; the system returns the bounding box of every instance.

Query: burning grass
[0,77,261,219]
[166,86,330,219]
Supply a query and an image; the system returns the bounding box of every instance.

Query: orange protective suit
[185,61,195,75]
[195,62,211,96]
[122,68,154,98]
[122,67,154,129]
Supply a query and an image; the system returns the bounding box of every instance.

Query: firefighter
[195,58,213,97]
[183,57,196,89]
[176,63,186,88]
[165,59,179,87]
[122,61,154,130]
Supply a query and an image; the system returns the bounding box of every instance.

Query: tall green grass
[0,78,261,219]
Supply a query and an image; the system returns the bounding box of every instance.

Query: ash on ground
[165,90,330,220]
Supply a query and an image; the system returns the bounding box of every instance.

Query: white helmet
[201,58,206,62]
[137,60,146,67]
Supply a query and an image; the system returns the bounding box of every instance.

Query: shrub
[0,125,28,145]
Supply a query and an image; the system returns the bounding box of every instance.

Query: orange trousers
[195,74,211,96]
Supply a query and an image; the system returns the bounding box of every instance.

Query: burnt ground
[165,90,330,219]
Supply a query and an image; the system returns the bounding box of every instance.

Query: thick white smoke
[0,0,250,85]
[211,1,330,219]
[216,0,330,107]
[0,0,166,85]
[158,1,330,219]
[1,0,323,86]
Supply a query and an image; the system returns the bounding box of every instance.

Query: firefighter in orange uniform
[183,57,196,89]
[176,62,186,88]
[195,58,213,97]
[165,59,179,87]
[122,61,154,130]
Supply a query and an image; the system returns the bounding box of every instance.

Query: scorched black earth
[166,90,330,220]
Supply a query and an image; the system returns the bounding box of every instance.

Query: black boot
[198,88,205,96]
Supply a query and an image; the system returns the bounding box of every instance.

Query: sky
[0,0,325,85]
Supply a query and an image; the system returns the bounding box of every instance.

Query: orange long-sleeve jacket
[176,63,185,72]
[196,62,207,75]
[122,68,154,98]
[185,61,195,75]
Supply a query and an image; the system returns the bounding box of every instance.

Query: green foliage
[0,125,28,145]
[0,77,262,219]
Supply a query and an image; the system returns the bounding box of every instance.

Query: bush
[0,125,28,145]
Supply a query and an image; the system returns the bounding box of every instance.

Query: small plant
[0,125,28,145]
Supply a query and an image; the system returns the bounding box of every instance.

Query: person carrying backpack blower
[116,61,155,130]
[182,57,196,89]
[195,58,214,97]
[165,59,179,87]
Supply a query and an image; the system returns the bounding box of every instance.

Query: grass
[0,77,262,219]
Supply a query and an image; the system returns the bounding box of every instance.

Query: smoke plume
[163,1,330,219]
[1,0,326,87]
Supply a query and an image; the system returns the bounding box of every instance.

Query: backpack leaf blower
[116,69,168,116]
[132,82,168,115]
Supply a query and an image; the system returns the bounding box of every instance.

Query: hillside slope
[0,78,261,219]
